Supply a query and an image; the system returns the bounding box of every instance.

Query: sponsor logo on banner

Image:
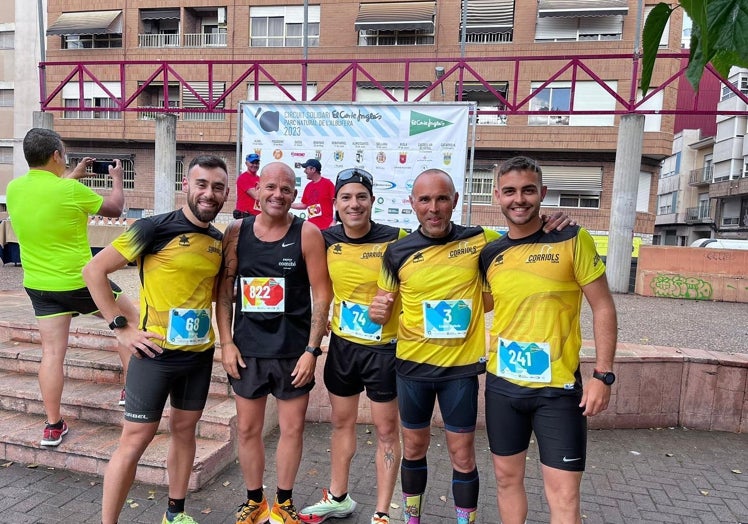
[409,111,454,136]
[444,152,452,165]
[291,152,304,157]
[315,150,323,160]
[273,149,283,159]
[334,151,344,162]
[376,151,387,163]
[399,152,407,164]
[356,150,364,163]
[374,180,396,191]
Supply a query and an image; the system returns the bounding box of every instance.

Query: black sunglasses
[336,168,373,184]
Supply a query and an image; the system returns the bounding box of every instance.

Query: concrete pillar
[154,114,177,215]
[32,112,54,130]
[607,113,645,293]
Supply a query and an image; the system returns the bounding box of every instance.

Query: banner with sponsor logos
[240,102,471,230]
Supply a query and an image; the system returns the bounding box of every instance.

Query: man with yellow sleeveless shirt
[479,156,617,524]
[83,155,230,524]
[299,168,407,524]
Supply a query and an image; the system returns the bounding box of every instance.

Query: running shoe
[299,489,357,523]
[161,512,199,523]
[371,514,390,524]
[40,419,68,446]
[270,497,300,524]
[236,497,270,524]
[119,388,126,406]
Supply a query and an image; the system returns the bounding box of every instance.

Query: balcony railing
[137,103,180,120]
[184,33,227,47]
[139,33,180,48]
[685,205,712,223]
[464,31,513,44]
[689,166,713,185]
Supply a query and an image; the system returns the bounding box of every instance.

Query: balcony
[184,32,227,47]
[138,33,179,48]
[689,166,713,186]
[464,31,513,44]
[685,205,712,224]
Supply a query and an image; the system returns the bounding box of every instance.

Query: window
[538,166,603,208]
[558,193,600,208]
[62,34,122,49]
[174,159,185,190]
[0,89,13,107]
[468,169,494,205]
[637,88,664,132]
[0,146,12,164]
[720,73,748,101]
[62,82,122,119]
[459,82,508,125]
[250,6,320,47]
[529,81,616,126]
[69,157,135,190]
[0,31,13,49]
[637,171,651,212]
[536,16,623,42]
[461,0,514,44]
[356,83,430,102]
[183,81,226,121]
[247,83,318,101]
[359,29,434,46]
[657,192,677,215]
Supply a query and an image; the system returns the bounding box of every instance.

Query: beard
[188,197,221,223]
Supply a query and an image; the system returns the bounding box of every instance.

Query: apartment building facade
[31,0,687,239]
[655,68,748,245]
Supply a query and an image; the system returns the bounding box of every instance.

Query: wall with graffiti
[635,246,748,302]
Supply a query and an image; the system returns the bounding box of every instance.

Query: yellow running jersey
[479,226,605,395]
[111,209,223,353]
[324,222,407,348]
[378,224,500,380]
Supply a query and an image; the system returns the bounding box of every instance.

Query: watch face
[603,372,616,385]
[110,316,127,329]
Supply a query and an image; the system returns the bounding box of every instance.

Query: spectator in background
[6,127,138,447]
[292,158,335,230]
[235,153,262,219]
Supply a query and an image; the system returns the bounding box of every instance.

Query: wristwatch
[305,345,323,357]
[108,315,128,330]
[592,369,616,385]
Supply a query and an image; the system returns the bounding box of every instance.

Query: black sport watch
[592,369,616,385]
[108,315,128,330]
[305,345,322,357]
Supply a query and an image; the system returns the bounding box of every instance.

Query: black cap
[335,168,374,196]
[300,158,322,171]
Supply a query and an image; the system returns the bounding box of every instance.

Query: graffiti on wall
[650,274,713,300]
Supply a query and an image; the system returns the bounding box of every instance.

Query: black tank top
[232,215,311,358]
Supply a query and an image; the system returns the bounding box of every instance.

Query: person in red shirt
[292,159,335,230]
[234,153,261,219]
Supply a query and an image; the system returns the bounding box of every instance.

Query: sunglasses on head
[336,168,373,184]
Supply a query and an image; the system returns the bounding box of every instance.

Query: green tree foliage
[641,0,748,95]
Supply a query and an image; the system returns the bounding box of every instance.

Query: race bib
[241,277,286,312]
[307,203,322,218]
[166,308,211,345]
[422,299,472,339]
[496,338,551,383]
[339,300,383,342]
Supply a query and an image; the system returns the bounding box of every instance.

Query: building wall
[40,0,684,233]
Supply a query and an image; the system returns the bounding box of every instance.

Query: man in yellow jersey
[6,127,137,447]
[299,169,406,524]
[83,155,230,524]
[217,162,332,524]
[370,168,571,524]
[479,156,617,524]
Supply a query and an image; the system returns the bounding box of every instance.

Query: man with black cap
[299,168,405,524]
[234,153,261,219]
[292,158,335,230]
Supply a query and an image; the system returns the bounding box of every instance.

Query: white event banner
[240,102,471,230]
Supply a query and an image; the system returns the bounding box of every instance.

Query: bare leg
[166,408,203,499]
[275,394,310,490]
[371,398,401,514]
[235,395,268,490]
[492,451,528,524]
[328,393,359,497]
[36,314,73,424]
[101,420,159,524]
[542,464,583,524]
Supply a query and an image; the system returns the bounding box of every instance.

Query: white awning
[47,10,122,36]
[355,2,436,31]
[140,8,181,21]
[537,0,628,18]
[463,0,514,28]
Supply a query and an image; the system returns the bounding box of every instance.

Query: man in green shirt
[6,128,137,447]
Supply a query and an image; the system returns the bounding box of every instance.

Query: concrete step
[0,370,236,441]
[0,340,232,397]
[0,407,236,491]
